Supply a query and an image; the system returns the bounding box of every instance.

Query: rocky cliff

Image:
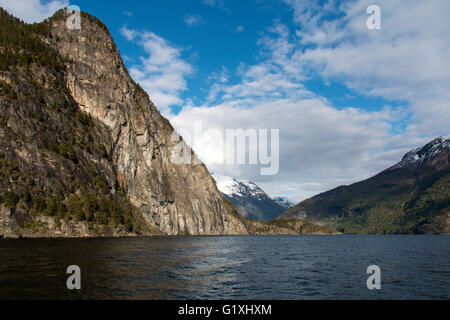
[0,9,247,237]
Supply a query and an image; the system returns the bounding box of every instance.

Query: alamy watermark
[170,121,279,176]
[366,265,381,290]
[66,265,81,290]
[66,5,81,30]
[367,5,381,30]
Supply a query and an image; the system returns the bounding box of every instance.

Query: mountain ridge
[273,196,295,209]
[0,8,248,237]
[0,8,331,238]
[212,173,288,221]
[282,135,450,234]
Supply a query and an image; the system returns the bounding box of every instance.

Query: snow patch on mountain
[213,174,240,197]
[212,173,287,221]
[388,135,449,171]
[212,173,265,198]
[273,197,295,208]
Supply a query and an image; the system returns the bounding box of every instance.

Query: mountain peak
[0,9,247,237]
[212,173,286,221]
[389,135,449,171]
[282,135,450,234]
[273,197,295,208]
[212,173,265,199]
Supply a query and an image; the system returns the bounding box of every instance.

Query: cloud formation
[168,23,405,200]
[7,0,446,203]
[169,90,405,202]
[168,0,449,201]
[120,27,193,114]
[283,0,450,138]
[202,0,230,13]
[184,14,205,27]
[0,0,68,23]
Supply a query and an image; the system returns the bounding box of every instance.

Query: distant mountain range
[273,197,295,209]
[282,135,450,234]
[212,174,293,221]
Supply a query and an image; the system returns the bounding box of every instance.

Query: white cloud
[283,0,450,138]
[169,97,407,202]
[6,0,444,203]
[207,66,230,84]
[168,0,449,202]
[120,27,136,41]
[0,0,69,23]
[120,27,193,115]
[167,24,412,201]
[183,14,205,27]
[202,0,230,13]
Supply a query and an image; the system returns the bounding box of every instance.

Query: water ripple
[0,235,448,299]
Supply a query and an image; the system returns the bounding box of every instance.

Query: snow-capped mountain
[273,197,295,209]
[283,135,450,234]
[388,135,449,171]
[212,173,288,221]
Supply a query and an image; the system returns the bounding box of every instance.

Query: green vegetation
[1,190,19,209]
[401,173,450,233]
[333,172,450,234]
[23,220,49,233]
[283,170,450,234]
[24,188,139,232]
[0,8,63,72]
[2,16,47,73]
[0,8,149,235]
[0,80,17,99]
[282,140,450,235]
[245,217,334,235]
[1,175,145,234]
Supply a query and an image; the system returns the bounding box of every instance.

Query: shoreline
[2,233,449,240]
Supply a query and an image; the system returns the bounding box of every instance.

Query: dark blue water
[0,235,448,299]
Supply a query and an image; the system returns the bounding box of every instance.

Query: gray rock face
[0,206,18,237]
[0,205,139,238]
[273,197,295,209]
[43,13,247,235]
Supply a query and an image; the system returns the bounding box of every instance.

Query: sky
[1,0,449,202]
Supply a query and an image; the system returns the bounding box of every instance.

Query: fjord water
[0,235,448,300]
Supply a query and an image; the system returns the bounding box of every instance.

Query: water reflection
[0,235,449,299]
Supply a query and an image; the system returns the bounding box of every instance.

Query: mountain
[0,8,248,238]
[212,173,287,221]
[273,196,295,209]
[282,135,450,234]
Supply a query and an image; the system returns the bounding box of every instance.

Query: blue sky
[1,0,449,201]
[75,0,298,112]
[63,0,405,115]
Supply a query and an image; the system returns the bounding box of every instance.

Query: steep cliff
[0,9,247,237]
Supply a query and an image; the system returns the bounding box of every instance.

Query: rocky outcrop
[0,206,18,238]
[44,12,247,235]
[0,9,247,237]
[0,205,146,238]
